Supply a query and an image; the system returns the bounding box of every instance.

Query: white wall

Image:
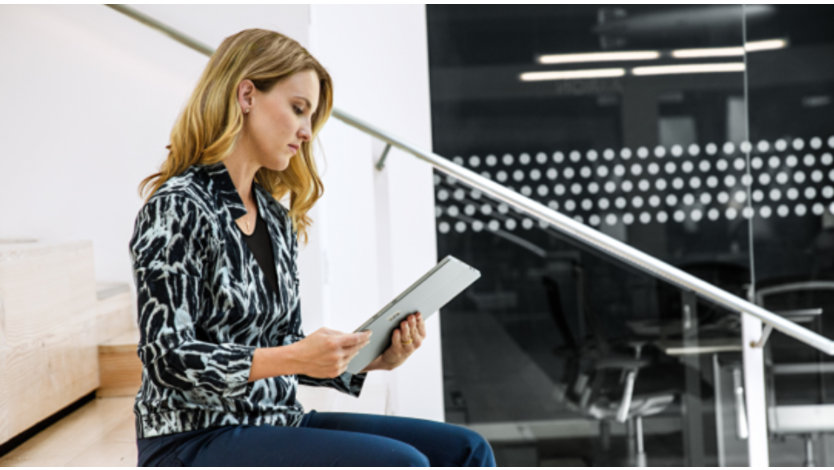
[0,4,313,283]
[128,5,312,50]
[0,4,442,420]
[0,4,206,283]
[297,5,442,421]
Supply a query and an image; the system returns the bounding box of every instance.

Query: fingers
[307,314,428,375]
[400,318,412,345]
[397,313,425,350]
[315,328,370,347]
[403,312,425,344]
[320,330,370,359]
[331,332,371,375]
[298,329,372,378]
[340,331,372,351]
[415,312,427,339]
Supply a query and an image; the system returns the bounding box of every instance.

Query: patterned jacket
[129,162,365,439]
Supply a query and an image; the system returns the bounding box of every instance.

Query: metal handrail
[106,4,834,356]
[106,5,214,56]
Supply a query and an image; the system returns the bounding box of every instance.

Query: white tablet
[346,255,481,374]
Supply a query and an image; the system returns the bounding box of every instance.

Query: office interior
[428,4,834,467]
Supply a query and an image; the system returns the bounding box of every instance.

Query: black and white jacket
[129,162,365,439]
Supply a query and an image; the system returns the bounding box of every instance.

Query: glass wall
[427,5,834,466]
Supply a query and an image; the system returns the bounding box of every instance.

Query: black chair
[542,266,680,467]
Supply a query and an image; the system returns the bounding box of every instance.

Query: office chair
[543,268,679,467]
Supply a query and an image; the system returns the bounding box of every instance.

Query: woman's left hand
[362,312,426,372]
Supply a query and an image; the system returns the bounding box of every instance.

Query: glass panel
[428,5,750,466]
[745,5,834,467]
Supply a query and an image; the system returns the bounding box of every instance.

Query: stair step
[96,282,130,301]
[97,329,141,398]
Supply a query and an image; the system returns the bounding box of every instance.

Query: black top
[241,212,279,297]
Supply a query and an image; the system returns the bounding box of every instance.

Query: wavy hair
[140,28,332,244]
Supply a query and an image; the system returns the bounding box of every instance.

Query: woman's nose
[298,123,312,142]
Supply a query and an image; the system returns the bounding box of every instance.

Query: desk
[657,337,746,467]
[657,337,742,356]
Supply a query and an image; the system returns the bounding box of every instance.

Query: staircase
[0,240,138,448]
[96,284,141,398]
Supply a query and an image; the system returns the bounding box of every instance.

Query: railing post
[374,143,392,171]
[741,311,769,466]
[680,291,706,466]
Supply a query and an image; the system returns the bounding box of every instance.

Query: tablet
[346,255,481,374]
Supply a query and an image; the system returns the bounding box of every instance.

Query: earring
[244,108,250,114]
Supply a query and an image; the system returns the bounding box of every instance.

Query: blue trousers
[137,410,496,466]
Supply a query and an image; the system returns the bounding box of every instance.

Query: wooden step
[95,282,141,398]
[97,329,141,398]
[1,241,100,446]
[0,396,136,466]
[0,240,138,447]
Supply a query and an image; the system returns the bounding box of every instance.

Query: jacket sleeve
[130,194,255,398]
[283,217,366,397]
[295,331,367,397]
[298,370,367,397]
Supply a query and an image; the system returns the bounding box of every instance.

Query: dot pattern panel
[434,137,834,234]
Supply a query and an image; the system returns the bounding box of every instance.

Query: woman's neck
[222,151,261,207]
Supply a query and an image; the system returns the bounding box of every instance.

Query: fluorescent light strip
[672,46,744,59]
[745,38,788,52]
[520,68,626,81]
[538,50,660,64]
[672,38,788,58]
[632,62,745,76]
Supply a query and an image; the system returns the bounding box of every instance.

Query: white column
[309,4,442,421]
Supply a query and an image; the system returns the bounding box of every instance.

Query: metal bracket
[750,323,774,349]
[683,304,693,331]
[732,366,749,440]
[375,143,392,171]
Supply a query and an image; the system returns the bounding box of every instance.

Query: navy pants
[137,410,496,466]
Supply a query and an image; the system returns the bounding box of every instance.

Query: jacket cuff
[341,371,367,397]
[218,343,257,398]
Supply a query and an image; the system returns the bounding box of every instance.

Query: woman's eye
[293,105,304,115]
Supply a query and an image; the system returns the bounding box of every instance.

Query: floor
[0,396,136,467]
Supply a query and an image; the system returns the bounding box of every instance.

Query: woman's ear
[237,79,255,114]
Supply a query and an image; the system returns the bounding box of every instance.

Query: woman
[129,28,495,466]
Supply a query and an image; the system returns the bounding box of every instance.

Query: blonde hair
[140,28,332,244]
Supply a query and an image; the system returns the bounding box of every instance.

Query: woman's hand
[250,328,371,382]
[291,328,372,378]
[362,312,426,372]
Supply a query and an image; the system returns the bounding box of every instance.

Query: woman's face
[246,69,320,172]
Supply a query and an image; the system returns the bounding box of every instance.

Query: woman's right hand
[289,328,372,378]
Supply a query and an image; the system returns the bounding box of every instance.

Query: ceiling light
[672,38,788,58]
[745,38,788,52]
[538,50,660,64]
[672,46,744,59]
[520,68,626,81]
[632,62,745,76]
